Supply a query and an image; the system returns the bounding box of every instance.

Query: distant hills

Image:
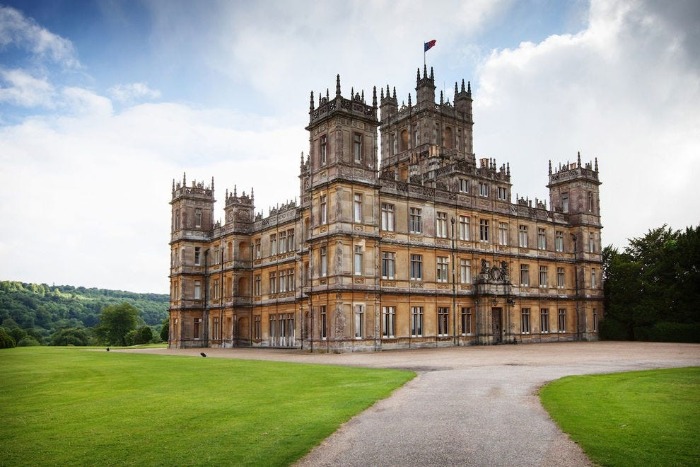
[0,281,169,342]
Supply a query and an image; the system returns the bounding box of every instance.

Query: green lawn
[540,367,700,466]
[0,347,414,466]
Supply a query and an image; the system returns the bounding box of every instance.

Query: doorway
[492,307,502,344]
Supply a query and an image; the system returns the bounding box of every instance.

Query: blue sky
[1,0,698,293]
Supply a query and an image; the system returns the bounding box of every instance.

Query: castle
[168,65,603,351]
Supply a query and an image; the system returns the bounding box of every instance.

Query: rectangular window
[479,182,489,197]
[353,133,362,162]
[593,308,598,332]
[497,186,507,200]
[498,222,508,246]
[518,225,528,248]
[193,318,201,339]
[461,307,473,335]
[409,207,422,233]
[269,272,277,294]
[587,191,593,212]
[254,238,261,259]
[521,308,531,334]
[437,256,449,283]
[555,231,564,252]
[479,219,489,242]
[381,203,395,231]
[558,308,566,332]
[539,266,548,288]
[194,280,201,300]
[591,268,597,288]
[381,251,396,279]
[287,229,295,252]
[411,306,423,336]
[354,245,363,276]
[588,233,595,253]
[460,259,471,284]
[438,307,449,336]
[254,316,261,340]
[320,195,327,224]
[254,274,261,296]
[320,305,327,340]
[354,193,363,223]
[279,270,287,292]
[562,193,569,213]
[270,234,277,255]
[194,247,201,266]
[410,254,423,280]
[320,246,327,277]
[520,264,529,286]
[320,135,327,165]
[354,304,364,338]
[382,306,395,338]
[538,228,546,250]
[459,215,470,240]
[436,212,448,238]
[212,279,219,299]
[279,231,287,254]
[557,267,565,288]
[195,209,202,228]
[459,178,469,193]
[540,308,549,333]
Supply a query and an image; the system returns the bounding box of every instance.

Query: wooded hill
[0,281,168,343]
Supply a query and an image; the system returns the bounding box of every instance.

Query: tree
[50,327,91,346]
[134,326,153,345]
[160,317,169,342]
[0,327,16,349]
[95,303,138,346]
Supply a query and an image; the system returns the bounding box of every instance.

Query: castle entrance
[492,308,502,344]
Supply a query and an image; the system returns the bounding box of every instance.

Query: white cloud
[108,82,161,104]
[0,68,54,107]
[474,0,700,249]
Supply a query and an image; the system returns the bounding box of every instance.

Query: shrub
[0,327,16,348]
[17,336,41,346]
[50,327,90,346]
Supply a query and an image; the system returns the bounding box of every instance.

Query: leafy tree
[160,318,169,342]
[95,303,138,346]
[134,326,153,345]
[17,336,41,346]
[0,327,16,349]
[50,327,91,346]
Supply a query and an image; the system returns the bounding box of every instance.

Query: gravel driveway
[130,341,700,466]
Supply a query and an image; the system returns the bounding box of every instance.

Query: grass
[0,347,414,466]
[540,367,700,466]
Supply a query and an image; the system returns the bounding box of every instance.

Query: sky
[0,0,698,294]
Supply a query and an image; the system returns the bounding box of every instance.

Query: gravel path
[127,342,700,466]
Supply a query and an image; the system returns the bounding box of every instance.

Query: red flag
[424,40,436,52]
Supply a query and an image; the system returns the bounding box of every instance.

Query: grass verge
[540,367,700,466]
[1,347,414,466]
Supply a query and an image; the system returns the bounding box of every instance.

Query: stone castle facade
[168,66,603,351]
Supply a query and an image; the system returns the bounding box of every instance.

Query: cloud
[0,68,54,107]
[473,0,700,248]
[0,5,79,67]
[108,82,161,104]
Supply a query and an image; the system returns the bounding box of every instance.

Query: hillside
[0,281,169,341]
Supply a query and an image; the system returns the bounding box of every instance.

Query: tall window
[279,270,287,292]
[459,216,470,240]
[254,274,261,296]
[558,308,566,332]
[498,222,508,246]
[270,234,277,255]
[354,246,363,276]
[193,318,201,339]
[593,309,598,332]
[410,254,423,280]
[438,307,449,336]
[194,247,201,265]
[254,316,261,340]
[288,269,295,290]
[479,219,489,242]
[320,246,327,277]
[459,179,469,193]
[254,239,261,259]
[382,306,395,338]
[538,228,546,249]
[591,268,597,288]
[540,308,549,333]
[212,279,219,299]
[354,193,363,222]
[194,280,201,300]
[555,231,564,252]
[497,186,507,200]
[353,133,362,162]
[409,207,422,233]
[354,304,364,338]
[520,264,530,286]
[562,193,569,213]
[587,191,593,212]
[269,272,277,294]
[460,259,471,284]
[437,257,448,283]
[539,266,548,288]
[279,231,287,253]
[381,251,396,279]
[557,267,565,288]
[381,203,395,231]
[521,308,531,333]
[588,232,595,253]
[518,225,528,247]
[320,135,327,165]
[461,307,473,335]
[320,195,327,224]
[436,212,448,238]
[287,229,295,252]
[479,182,489,197]
[411,306,423,336]
[195,209,202,228]
[320,306,327,339]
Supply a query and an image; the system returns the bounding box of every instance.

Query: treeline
[602,225,700,342]
[0,281,169,347]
